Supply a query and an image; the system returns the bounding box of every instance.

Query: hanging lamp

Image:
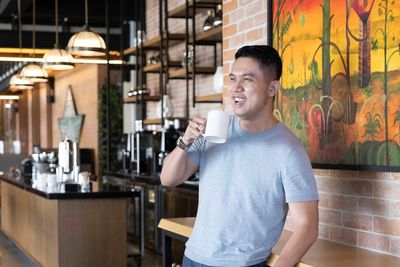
[20,0,48,82]
[9,0,34,90]
[66,0,106,56]
[43,0,75,70]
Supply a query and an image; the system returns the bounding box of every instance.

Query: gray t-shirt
[185,116,319,266]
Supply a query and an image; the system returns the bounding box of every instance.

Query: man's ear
[268,80,281,97]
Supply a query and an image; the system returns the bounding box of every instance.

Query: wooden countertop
[158,217,400,267]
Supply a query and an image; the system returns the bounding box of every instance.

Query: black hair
[234,45,282,80]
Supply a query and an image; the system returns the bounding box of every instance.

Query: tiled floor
[0,231,163,267]
[0,232,37,267]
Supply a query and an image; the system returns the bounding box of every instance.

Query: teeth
[234,97,245,103]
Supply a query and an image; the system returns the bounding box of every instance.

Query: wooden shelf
[123,95,160,104]
[195,92,223,103]
[169,0,222,18]
[169,66,216,79]
[143,118,162,125]
[143,61,182,73]
[123,33,186,56]
[195,26,222,42]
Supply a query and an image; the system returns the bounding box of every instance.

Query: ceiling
[0,0,138,49]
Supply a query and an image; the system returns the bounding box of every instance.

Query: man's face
[229,57,273,120]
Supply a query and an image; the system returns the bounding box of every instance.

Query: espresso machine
[130,119,184,176]
[57,137,79,183]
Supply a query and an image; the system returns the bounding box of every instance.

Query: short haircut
[234,45,282,81]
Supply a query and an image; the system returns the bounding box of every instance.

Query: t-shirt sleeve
[282,145,319,203]
[187,138,205,166]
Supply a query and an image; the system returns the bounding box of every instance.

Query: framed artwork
[269,0,400,171]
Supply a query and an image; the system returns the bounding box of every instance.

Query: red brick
[223,49,236,62]
[358,232,390,252]
[238,17,254,32]
[231,33,246,48]
[329,226,357,245]
[223,38,230,50]
[343,180,373,196]
[223,0,237,14]
[230,8,244,23]
[318,224,330,239]
[255,11,268,26]
[359,171,389,180]
[391,238,400,255]
[391,201,400,218]
[313,168,330,176]
[319,208,342,226]
[358,198,390,216]
[223,14,230,26]
[239,0,253,5]
[315,176,342,193]
[223,24,237,38]
[374,181,400,199]
[390,172,400,181]
[245,28,264,42]
[330,169,359,178]
[322,193,356,211]
[245,1,264,17]
[343,213,373,231]
[374,217,400,236]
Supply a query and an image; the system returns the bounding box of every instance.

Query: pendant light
[43,0,75,70]
[20,0,48,82]
[66,0,106,56]
[9,0,34,90]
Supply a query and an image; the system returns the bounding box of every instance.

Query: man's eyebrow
[229,73,255,77]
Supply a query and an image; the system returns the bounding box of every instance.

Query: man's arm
[273,201,319,267]
[160,117,206,187]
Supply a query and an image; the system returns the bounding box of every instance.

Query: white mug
[203,110,231,143]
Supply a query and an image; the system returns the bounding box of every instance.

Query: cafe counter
[0,175,141,267]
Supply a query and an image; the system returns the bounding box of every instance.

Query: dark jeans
[183,255,269,267]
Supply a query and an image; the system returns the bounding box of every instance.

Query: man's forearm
[273,224,318,267]
[160,147,195,187]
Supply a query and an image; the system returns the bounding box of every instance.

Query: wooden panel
[168,0,222,18]
[18,92,29,154]
[143,61,181,73]
[195,27,222,42]
[123,33,186,55]
[1,181,59,267]
[195,92,222,103]
[169,67,216,79]
[58,199,127,267]
[123,95,160,104]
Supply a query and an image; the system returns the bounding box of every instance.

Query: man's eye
[229,76,235,81]
[244,77,252,81]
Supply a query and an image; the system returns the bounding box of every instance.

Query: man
[160,45,319,267]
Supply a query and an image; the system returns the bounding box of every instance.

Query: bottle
[213,66,224,93]
[203,10,214,32]
[213,5,222,27]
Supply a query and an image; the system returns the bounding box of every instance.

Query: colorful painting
[270,0,400,170]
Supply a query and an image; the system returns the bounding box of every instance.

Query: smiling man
[160,45,319,267]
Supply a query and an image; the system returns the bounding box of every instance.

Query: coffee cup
[203,110,231,143]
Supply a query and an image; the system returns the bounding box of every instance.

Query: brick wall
[223,0,400,258]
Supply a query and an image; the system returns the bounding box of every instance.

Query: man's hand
[181,117,207,145]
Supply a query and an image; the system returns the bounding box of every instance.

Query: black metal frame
[162,229,189,267]
[189,1,221,108]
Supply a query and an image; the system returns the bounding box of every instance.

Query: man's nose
[231,79,244,92]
